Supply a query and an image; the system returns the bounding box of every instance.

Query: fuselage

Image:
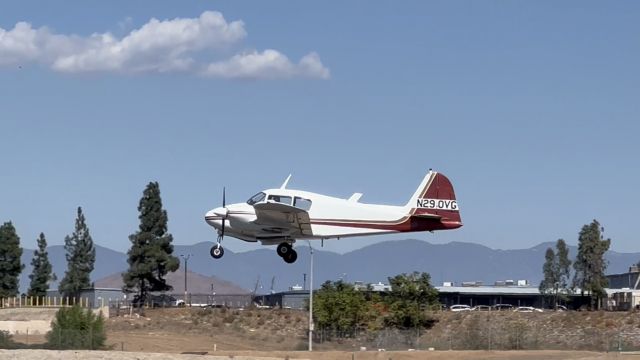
[205,187,460,245]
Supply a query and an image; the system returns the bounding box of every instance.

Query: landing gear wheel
[210,245,224,259]
[283,250,298,264]
[277,242,292,257]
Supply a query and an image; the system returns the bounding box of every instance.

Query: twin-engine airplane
[204,170,462,264]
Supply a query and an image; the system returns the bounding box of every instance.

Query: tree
[539,247,558,303]
[28,232,57,298]
[59,207,96,300]
[556,239,572,297]
[384,272,439,329]
[123,182,179,303]
[573,219,610,309]
[0,222,24,298]
[313,280,368,337]
[46,306,106,349]
[539,239,572,308]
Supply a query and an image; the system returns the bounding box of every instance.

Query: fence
[107,293,253,318]
[314,317,640,352]
[0,296,93,308]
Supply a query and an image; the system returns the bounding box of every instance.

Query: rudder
[406,171,462,228]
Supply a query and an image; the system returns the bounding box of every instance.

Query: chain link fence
[314,316,640,351]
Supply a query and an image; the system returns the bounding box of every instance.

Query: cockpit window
[294,197,312,211]
[247,192,266,205]
[267,195,292,205]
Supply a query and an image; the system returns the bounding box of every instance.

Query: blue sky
[1,1,639,255]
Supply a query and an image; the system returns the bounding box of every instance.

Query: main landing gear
[277,242,297,264]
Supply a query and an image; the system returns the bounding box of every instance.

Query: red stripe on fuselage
[310,216,461,232]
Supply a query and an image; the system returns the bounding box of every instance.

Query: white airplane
[204,170,462,263]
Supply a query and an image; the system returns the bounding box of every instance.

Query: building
[606,265,640,311]
[436,285,544,308]
[256,290,310,309]
[607,265,640,290]
[46,288,125,308]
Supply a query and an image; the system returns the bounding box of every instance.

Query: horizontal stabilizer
[412,213,441,219]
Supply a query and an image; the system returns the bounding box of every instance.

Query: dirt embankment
[102,308,640,354]
[0,349,621,360]
[422,310,640,351]
[106,307,309,352]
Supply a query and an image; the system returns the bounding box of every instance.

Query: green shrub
[0,330,17,349]
[46,306,106,350]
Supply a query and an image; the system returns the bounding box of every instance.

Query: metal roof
[436,286,542,295]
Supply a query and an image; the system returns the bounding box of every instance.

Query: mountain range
[18,240,640,294]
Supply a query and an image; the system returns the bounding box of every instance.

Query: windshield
[246,192,266,205]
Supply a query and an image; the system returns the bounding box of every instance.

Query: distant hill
[18,240,640,294]
[94,270,248,294]
[19,244,127,294]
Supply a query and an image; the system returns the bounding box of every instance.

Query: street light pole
[181,254,192,306]
[307,241,314,351]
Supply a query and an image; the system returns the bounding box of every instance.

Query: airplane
[204,170,462,264]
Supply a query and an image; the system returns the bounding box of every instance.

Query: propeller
[214,187,228,245]
[219,187,226,241]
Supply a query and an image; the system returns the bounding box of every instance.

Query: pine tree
[0,222,24,298]
[123,182,179,302]
[573,219,610,309]
[28,233,56,297]
[59,207,96,299]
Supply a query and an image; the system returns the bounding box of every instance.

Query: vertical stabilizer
[405,170,462,227]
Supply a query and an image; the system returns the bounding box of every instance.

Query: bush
[0,330,17,349]
[46,306,106,350]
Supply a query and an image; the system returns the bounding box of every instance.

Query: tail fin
[405,170,462,228]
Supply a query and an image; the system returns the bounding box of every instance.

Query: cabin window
[294,197,312,211]
[267,195,292,205]
[246,192,266,205]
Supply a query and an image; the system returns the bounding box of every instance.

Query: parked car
[450,304,472,312]
[514,306,543,313]
[492,304,514,311]
[472,305,492,311]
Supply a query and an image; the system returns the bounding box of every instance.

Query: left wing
[253,202,313,237]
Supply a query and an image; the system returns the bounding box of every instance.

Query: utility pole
[181,254,192,306]
[307,241,314,351]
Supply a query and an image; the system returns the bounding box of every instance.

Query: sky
[1,1,639,255]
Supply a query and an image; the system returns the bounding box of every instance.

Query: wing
[253,202,313,237]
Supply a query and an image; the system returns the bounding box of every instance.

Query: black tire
[277,242,291,257]
[283,250,298,264]
[210,245,224,259]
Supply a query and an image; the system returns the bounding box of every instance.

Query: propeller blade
[221,217,225,239]
[222,187,226,208]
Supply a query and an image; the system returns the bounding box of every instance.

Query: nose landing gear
[210,232,225,259]
[210,241,224,259]
[277,242,297,264]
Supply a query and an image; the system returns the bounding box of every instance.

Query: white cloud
[0,11,329,80]
[203,50,329,79]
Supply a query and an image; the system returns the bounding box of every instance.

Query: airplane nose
[205,209,220,226]
[213,207,228,217]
